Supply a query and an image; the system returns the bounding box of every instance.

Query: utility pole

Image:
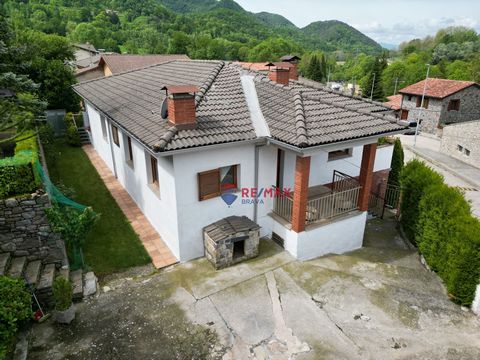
[394,77,399,95]
[414,64,431,148]
[370,73,376,101]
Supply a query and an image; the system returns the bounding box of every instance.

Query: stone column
[291,156,310,233]
[358,143,377,211]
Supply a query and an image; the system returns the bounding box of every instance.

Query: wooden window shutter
[198,169,220,201]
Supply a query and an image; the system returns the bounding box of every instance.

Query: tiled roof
[74,60,405,153]
[385,95,402,111]
[233,61,293,72]
[74,43,98,53]
[255,75,402,147]
[101,54,190,74]
[399,78,478,99]
[76,55,101,69]
[74,60,256,151]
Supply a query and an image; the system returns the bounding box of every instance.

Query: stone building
[398,79,480,135]
[440,120,480,169]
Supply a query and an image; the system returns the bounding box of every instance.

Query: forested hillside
[2,0,382,60]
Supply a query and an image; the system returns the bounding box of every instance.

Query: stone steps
[24,260,42,287]
[8,257,27,278]
[0,252,10,276]
[77,127,90,144]
[70,269,84,301]
[0,252,97,307]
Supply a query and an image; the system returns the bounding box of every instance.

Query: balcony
[273,171,361,226]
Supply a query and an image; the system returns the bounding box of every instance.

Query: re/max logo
[241,187,292,198]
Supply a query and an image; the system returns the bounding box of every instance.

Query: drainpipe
[106,118,118,178]
[253,143,263,223]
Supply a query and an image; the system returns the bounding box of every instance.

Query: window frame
[150,155,159,188]
[111,124,119,146]
[416,96,429,109]
[328,148,353,162]
[100,116,108,141]
[125,135,134,167]
[448,99,460,111]
[198,165,238,201]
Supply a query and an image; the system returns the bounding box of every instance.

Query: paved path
[82,145,177,269]
[29,221,480,359]
[400,135,480,218]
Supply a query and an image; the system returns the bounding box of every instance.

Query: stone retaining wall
[0,192,66,265]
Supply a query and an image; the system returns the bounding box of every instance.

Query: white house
[74,60,406,263]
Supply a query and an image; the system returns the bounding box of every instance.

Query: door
[400,109,409,120]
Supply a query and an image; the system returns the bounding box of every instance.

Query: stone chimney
[267,63,290,86]
[162,85,199,130]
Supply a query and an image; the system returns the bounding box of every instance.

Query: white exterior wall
[272,212,367,260]
[86,103,114,172]
[281,144,393,189]
[86,105,181,259]
[173,143,258,261]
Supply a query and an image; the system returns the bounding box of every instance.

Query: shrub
[387,138,404,186]
[65,113,81,147]
[52,277,73,311]
[416,184,471,271]
[0,276,32,358]
[399,159,443,244]
[0,131,40,198]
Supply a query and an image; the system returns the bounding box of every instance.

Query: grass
[46,141,150,276]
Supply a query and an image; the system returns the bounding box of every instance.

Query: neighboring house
[76,54,190,82]
[384,94,402,117]
[74,43,99,64]
[440,120,480,169]
[398,78,480,135]
[73,60,406,263]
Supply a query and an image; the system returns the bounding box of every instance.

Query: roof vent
[161,98,168,119]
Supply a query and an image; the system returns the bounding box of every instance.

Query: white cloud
[355,17,480,45]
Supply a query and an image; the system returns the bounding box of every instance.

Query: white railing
[272,187,293,223]
[306,186,361,225]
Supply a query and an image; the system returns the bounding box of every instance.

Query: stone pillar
[291,156,310,233]
[358,143,377,211]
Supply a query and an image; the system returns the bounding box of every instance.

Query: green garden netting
[35,160,88,211]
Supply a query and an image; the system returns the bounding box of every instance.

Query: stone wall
[440,120,480,169]
[400,85,480,135]
[0,192,66,265]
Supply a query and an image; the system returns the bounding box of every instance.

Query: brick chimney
[267,63,290,85]
[162,85,199,130]
[280,55,301,81]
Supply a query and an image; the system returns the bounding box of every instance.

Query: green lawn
[46,141,150,276]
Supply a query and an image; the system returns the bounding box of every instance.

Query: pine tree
[363,56,386,101]
[307,54,323,82]
[388,138,404,186]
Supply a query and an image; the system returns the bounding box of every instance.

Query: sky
[235,0,480,46]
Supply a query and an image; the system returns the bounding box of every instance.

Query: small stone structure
[204,216,260,269]
[440,120,480,169]
[0,191,66,265]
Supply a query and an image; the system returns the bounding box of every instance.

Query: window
[125,136,134,167]
[416,97,429,108]
[328,149,352,161]
[198,165,238,201]
[457,145,464,152]
[400,109,409,120]
[407,95,412,101]
[149,155,159,190]
[100,116,107,140]
[448,99,460,111]
[465,149,471,156]
[111,125,119,146]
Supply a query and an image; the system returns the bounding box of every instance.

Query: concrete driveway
[29,216,480,359]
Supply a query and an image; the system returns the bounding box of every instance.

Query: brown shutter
[198,169,220,201]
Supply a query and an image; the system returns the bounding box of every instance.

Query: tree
[168,31,191,54]
[362,54,387,101]
[388,138,404,186]
[247,38,302,62]
[306,54,323,82]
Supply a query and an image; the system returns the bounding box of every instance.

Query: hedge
[0,132,40,199]
[399,159,443,244]
[401,160,480,305]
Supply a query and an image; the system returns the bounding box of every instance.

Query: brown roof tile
[385,95,402,110]
[399,78,478,99]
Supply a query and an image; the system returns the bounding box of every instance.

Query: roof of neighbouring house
[100,54,190,74]
[75,54,102,69]
[233,61,294,72]
[384,95,402,111]
[73,60,405,153]
[74,43,98,53]
[399,78,479,99]
[281,55,301,62]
